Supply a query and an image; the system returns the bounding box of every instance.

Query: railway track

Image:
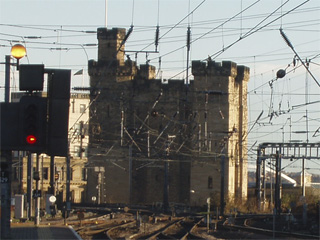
[107,216,205,240]
[73,210,205,240]
[74,212,135,239]
[70,206,319,239]
[147,217,204,240]
[222,215,319,239]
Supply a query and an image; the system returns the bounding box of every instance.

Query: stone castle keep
[87,28,249,207]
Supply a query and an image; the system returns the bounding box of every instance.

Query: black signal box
[19,64,44,92]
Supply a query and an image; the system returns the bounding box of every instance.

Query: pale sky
[1,0,320,173]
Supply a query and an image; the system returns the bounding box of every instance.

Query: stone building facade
[88,28,249,207]
[191,61,249,206]
[17,156,87,205]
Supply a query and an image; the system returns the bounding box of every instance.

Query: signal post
[0,45,26,239]
[0,62,71,238]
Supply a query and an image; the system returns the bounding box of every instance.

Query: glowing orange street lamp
[11,44,26,68]
[4,44,26,102]
[11,44,26,59]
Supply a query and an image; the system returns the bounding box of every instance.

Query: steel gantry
[256,142,320,214]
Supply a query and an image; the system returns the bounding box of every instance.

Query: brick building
[88,28,249,207]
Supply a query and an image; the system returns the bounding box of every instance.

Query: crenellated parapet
[192,60,238,78]
[89,28,156,83]
[97,28,126,65]
[139,64,156,80]
[236,65,250,82]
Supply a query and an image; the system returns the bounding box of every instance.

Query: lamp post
[207,197,211,233]
[1,44,26,239]
[4,55,10,103]
[4,44,26,102]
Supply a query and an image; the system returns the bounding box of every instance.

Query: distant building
[17,156,87,205]
[11,92,89,207]
[87,28,250,207]
[68,93,90,159]
[290,171,312,187]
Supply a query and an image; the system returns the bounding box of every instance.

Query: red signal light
[26,135,37,144]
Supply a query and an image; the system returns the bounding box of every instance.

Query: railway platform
[9,222,82,240]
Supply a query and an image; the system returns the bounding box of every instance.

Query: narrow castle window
[208,176,213,189]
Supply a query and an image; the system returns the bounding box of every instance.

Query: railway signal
[19,96,47,153]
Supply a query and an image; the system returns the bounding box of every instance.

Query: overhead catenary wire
[185,0,192,85]
[1,5,319,32]
[146,0,262,71]
[138,0,207,53]
[1,4,318,71]
[280,28,320,87]
[155,0,160,52]
[1,2,318,171]
[159,0,303,80]
[208,0,309,60]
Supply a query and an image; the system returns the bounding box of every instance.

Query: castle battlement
[236,65,250,82]
[89,28,156,83]
[97,28,126,40]
[192,60,245,79]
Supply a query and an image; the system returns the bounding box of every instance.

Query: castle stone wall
[88,28,249,207]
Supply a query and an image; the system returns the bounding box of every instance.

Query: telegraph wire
[148,0,262,70]
[247,60,319,125]
[1,9,318,68]
[1,5,319,32]
[248,64,304,94]
[185,0,192,85]
[208,0,310,60]
[3,17,319,50]
[138,0,206,53]
[154,0,160,52]
[153,0,299,80]
[0,23,97,34]
[191,0,261,46]
[242,0,290,39]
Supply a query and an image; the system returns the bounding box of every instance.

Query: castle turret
[89,28,156,85]
[97,28,126,65]
[191,60,250,205]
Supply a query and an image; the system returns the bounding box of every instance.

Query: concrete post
[27,153,33,220]
[35,154,40,225]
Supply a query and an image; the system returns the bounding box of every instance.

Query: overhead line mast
[186,0,192,85]
[105,0,108,27]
